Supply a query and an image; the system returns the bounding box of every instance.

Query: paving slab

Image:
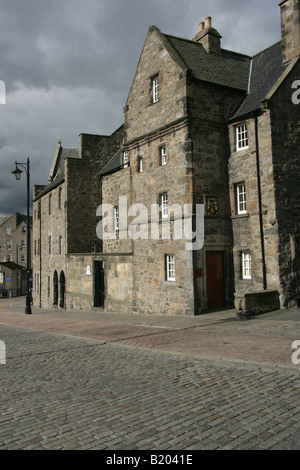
[1,297,300,370]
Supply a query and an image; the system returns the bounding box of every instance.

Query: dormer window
[236,124,248,151]
[152,76,159,103]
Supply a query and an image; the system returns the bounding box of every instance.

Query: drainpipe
[254,114,267,290]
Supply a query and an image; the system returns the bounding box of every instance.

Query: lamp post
[12,158,32,314]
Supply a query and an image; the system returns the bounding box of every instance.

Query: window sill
[231,213,249,219]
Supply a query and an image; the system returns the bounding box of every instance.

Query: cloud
[0,0,282,216]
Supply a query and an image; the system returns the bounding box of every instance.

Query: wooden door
[206,251,225,309]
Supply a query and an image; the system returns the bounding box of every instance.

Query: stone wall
[270,60,300,307]
[124,26,186,143]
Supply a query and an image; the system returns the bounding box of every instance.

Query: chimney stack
[280,0,300,64]
[192,16,222,53]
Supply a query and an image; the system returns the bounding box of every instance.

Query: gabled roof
[161,31,251,91]
[230,41,289,121]
[34,144,79,201]
[49,140,79,183]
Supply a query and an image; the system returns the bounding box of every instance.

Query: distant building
[33,0,300,316]
[0,212,32,296]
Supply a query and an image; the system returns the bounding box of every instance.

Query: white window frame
[166,255,175,281]
[242,252,251,280]
[21,239,26,248]
[237,183,247,215]
[114,206,119,231]
[138,157,143,173]
[160,146,167,166]
[153,76,159,103]
[160,193,168,218]
[6,226,11,235]
[123,151,129,168]
[21,254,26,263]
[236,124,248,151]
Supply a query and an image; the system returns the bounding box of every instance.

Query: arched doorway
[53,271,58,306]
[59,271,65,309]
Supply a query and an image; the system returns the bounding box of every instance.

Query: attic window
[152,76,159,103]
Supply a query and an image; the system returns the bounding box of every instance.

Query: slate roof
[99,148,122,176]
[230,41,288,121]
[34,147,79,201]
[162,32,251,91]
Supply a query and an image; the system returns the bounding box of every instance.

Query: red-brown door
[206,251,225,309]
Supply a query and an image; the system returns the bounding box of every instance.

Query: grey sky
[0,0,282,216]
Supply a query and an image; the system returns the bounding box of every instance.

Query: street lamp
[12,158,32,314]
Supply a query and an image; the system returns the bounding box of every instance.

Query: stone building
[0,213,32,295]
[33,0,300,315]
[32,128,124,309]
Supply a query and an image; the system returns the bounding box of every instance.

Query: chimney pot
[205,16,212,28]
[199,21,205,32]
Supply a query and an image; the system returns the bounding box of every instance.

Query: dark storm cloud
[0,0,281,216]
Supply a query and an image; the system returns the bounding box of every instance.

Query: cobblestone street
[1,318,300,451]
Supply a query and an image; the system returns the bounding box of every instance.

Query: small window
[153,76,159,103]
[166,255,175,281]
[6,255,11,262]
[236,183,247,214]
[236,124,248,151]
[242,252,251,279]
[6,240,12,250]
[21,239,26,248]
[58,187,62,209]
[160,146,167,166]
[160,193,168,218]
[138,157,143,173]
[114,206,119,231]
[6,226,11,235]
[21,254,26,263]
[59,236,62,255]
[49,236,52,255]
[49,194,52,215]
[47,276,51,298]
[123,151,129,168]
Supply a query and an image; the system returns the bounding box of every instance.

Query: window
[160,193,168,218]
[152,76,159,103]
[34,240,37,256]
[59,236,62,255]
[138,157,143,173]
[6,255,11,262]
[114,206,119,231]
[160,146,167,166]
[236,124,248,151]
[6,226,11,235]
[123,151,129,168]
[49,194,52,214]
[237,183,247,214]
[242,252,251,279]
[21,255,26,263]
[6,240,12,250]
[47,276,51,297]
[49,236,52,255]
[58,187,62,209]
[21,239,26,248]
[166,255,175,281]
